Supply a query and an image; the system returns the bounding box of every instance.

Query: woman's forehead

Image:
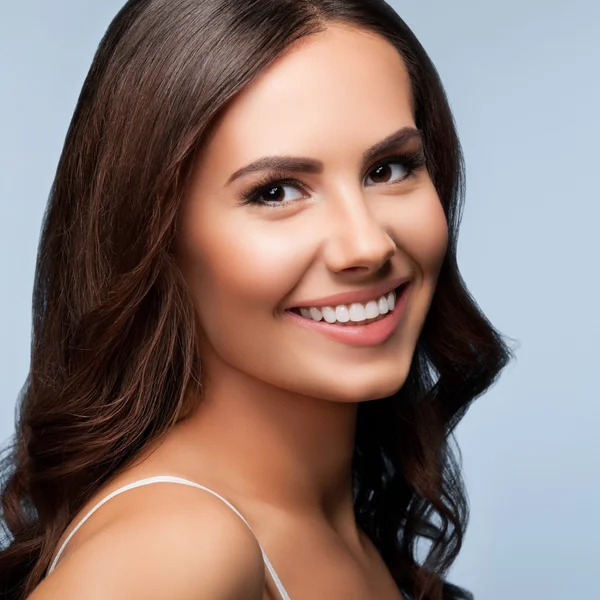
[197,25,414,181]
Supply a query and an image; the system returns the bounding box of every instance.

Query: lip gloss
[283,284,411,347]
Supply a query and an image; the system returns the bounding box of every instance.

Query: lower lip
[283,284,412,347]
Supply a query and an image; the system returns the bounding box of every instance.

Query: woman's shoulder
[34,475,266,600]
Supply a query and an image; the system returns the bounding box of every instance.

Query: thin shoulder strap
[46,475,291,600]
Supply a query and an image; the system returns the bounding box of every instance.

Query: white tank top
[45,475,291,600]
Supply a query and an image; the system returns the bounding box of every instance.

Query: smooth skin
[32,23,448,600]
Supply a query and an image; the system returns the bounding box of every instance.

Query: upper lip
[286,276,411,309]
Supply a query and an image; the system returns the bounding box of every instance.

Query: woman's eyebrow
[224,126,423,187]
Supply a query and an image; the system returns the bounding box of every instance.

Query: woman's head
[0,1,513,599]
[177,23,448,405]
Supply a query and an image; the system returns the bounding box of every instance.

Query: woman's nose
[321,191,397,274]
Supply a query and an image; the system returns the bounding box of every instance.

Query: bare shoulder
[30,482,266,600]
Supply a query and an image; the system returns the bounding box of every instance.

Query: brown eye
[365,161,409,186]
[251,182,305,205]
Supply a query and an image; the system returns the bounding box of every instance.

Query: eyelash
[239,149,427,209]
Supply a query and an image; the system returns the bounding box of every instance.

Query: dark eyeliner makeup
[240,170,306,209]
[238,148,427,209]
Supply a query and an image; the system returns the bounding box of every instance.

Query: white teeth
[349,303,366,322]
[378,296,389,315]
[335,305,350,322]
[387,291,395,311]
[364,300,380,319]
[294,288,399,325]
[322,306,337,323]
[309,307,323,321]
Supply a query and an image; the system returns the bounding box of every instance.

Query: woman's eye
[251,183,305,205]
[365,161,408,186]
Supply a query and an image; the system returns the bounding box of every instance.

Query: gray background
[1,1,598,598]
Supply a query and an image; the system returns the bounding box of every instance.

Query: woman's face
[177,24,448,403]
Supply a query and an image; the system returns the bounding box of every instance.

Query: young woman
[0,1,513,599]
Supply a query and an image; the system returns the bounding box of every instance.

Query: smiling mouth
[286,282,409,327]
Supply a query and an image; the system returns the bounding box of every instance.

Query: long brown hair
[0,1,514,598]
